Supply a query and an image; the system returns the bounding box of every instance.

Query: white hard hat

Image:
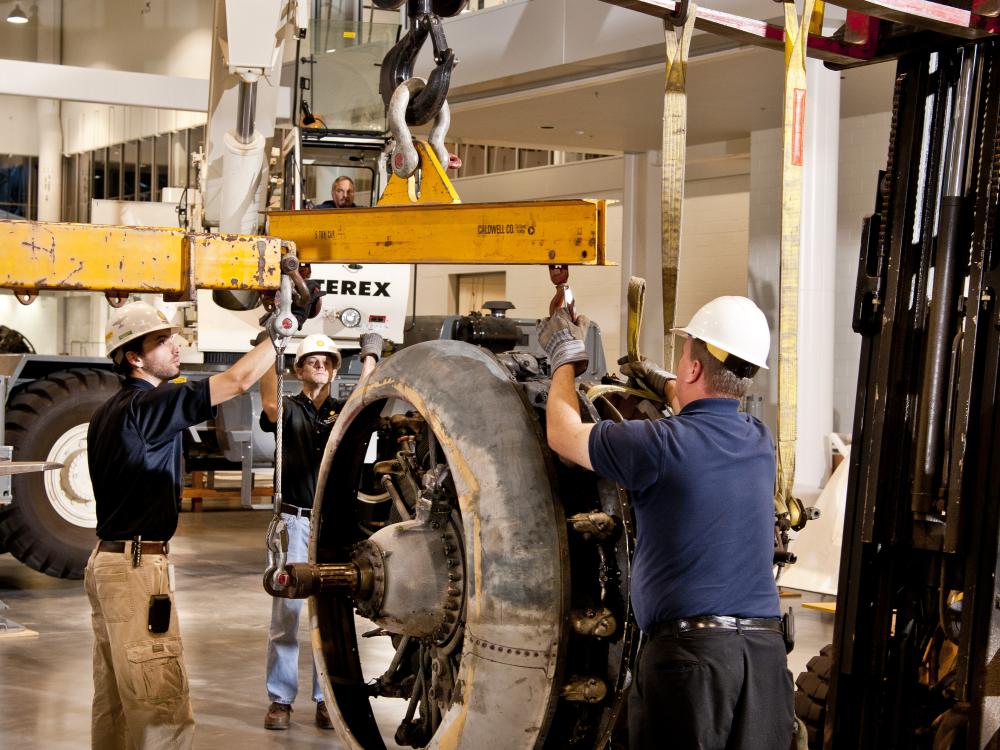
[671,296,770,371]
[105,302,180,360]
[295,334,341,370]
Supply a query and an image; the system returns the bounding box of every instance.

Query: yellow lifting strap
[661,3,697,369]
[595,275,665,405]
[626,275,647,364]
[776,0,816,513]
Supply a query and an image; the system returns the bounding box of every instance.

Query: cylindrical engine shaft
[264,561,372,599]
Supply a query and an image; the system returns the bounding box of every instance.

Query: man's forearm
[209,339,276,406]
[260,363,279,421]
[546,365,594,470]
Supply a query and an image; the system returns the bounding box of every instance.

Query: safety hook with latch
[376,0,466,126]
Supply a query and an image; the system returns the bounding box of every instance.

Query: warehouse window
[0,156,37,219]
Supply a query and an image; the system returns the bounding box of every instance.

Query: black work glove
[537,308,590,376]
[359,332,385,363]
[619,358,675,397]
[291,279,325,329]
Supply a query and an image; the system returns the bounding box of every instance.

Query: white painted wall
[60,0,213,154]
[0,0,213,155]
[0,96,42,156]
[675,175,750,338]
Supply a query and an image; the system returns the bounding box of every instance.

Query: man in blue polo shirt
[539,295,793,750]
[86,301,280,750]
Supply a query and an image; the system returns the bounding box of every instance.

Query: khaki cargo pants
[84,546,195,750]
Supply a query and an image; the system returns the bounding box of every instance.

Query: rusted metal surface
[0,220,282,298]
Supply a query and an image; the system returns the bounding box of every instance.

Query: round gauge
[339,307,362,328]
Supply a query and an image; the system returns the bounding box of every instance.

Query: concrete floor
[0,509,835,749]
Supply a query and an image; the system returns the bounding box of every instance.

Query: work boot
[265,702,292,730]
[315,701,334,730]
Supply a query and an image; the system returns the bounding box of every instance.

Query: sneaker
[315,700,334,730]
[265,702,292,730]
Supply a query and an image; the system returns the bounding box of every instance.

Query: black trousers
[628,627,794,750]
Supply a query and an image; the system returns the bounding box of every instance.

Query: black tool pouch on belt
[148,594,171,634]
[781,607,796,654]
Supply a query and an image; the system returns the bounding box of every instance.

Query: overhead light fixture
[6,3,27,23]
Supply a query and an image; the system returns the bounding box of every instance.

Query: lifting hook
[548,264,576,321]
[388,78,451,178]
[378,0,465,126]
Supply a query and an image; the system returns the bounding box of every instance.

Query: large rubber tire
[1,368,120,578]
[794,643,834,749]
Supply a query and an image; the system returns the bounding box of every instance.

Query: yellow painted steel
[378,141,461,206]
[660,2,697,370]
[0,220,281,296]
[776,0,815,516]
[190,234,282,291]
[267,200,607,265]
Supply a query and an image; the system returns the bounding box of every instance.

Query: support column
[621,151,665,365]
[35,0,61,222]
[36,99,62,222]
[796,58,839,490]
[748,60,839,491]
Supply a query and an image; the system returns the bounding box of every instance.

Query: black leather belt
[97,540,169,555]
[648,615,782,639]
[280,502,311,519]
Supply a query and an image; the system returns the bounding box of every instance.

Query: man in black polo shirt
[85,301,278,750]
[540,296,794,750]
[261,331,382,730]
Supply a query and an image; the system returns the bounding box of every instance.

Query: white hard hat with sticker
[105,302,180,360]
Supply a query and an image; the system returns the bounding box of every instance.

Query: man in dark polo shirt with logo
[260,331,383,731]
[85,301,278,750]
[539,296,793,750]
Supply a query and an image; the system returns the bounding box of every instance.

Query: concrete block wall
[834,111,892,432]
[676,175,751,346]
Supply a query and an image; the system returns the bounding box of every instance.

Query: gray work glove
[537,308,590,376]
[619,358,675,397]
[359,332,385,363]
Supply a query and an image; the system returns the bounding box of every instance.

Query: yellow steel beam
[0,220,281,297]
[267,199,607,266]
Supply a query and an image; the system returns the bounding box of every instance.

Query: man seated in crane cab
[315,175,355,209]
[85,301,278,750]
[260,331,384,731]
[539,296,794,750]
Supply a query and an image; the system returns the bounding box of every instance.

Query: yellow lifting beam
[0,141,607,300]
[271,139,606,266]
[0,220,282,299]
[268,200,605,266]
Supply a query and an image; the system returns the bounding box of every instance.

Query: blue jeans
[266,513,323,704]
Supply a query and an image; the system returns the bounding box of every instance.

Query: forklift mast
[829,37,1000,748]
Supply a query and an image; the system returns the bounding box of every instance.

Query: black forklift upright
[825,38,1000,749]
